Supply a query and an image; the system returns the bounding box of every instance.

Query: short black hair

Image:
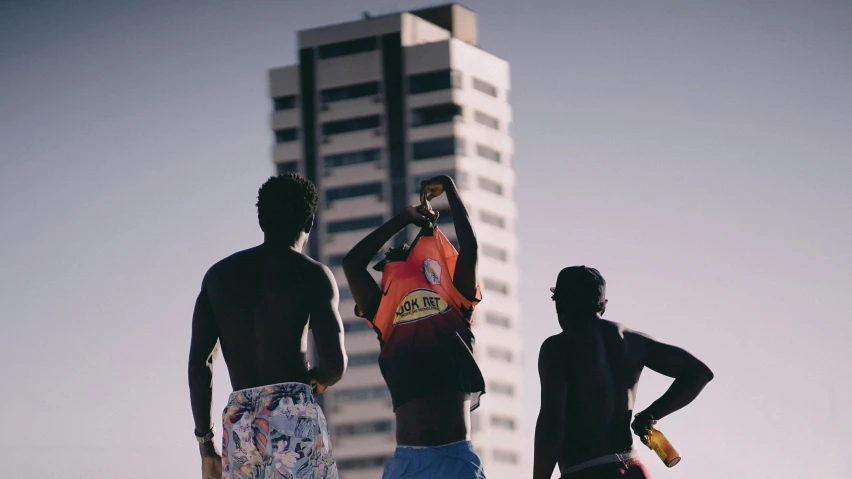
[256,173,318,239]
[552,266,607,314]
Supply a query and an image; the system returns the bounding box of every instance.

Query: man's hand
[310,379,328,395]
[200,447,222,479]
[420,175,453,205]
[401,205,435,227]
[631,412,657,446]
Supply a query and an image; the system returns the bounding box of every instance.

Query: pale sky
[1,1,850,478]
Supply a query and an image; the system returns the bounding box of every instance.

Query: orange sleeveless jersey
[358,227,485,411]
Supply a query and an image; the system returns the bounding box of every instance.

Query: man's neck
[559,312,602,328]
[262,234,304,252]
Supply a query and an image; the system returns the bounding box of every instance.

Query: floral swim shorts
[222,382,338,479]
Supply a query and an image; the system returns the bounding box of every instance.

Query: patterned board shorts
[222,382,338,479]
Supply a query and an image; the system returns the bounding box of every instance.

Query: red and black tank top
[356,226,485,411]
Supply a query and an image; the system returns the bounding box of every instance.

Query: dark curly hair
[256,173,318,240]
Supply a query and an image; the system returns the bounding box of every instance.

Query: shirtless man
[533,266,714,479]
[188,174,347,479]
[343,175,486,478]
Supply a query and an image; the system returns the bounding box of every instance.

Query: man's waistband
[560,448,639,476]
[229,382,314,402]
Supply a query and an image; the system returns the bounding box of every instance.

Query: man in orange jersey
[343,175,486,479]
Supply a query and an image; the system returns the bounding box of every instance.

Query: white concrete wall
[401,12,451,46]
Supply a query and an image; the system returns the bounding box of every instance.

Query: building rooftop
[299,3,478,47]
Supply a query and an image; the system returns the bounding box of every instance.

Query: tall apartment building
[268,5,522,478]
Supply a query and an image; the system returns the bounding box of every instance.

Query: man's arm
[631,331,714,439]
[421,175,478,299]
[342,206,431,319]
[188,282,220,459]
[533,336,568,479]
[308,264,348,393]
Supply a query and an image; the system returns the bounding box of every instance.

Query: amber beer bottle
[646,426,681,467]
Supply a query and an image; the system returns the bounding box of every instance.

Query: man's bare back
[202,245,341,390]
[188,174,346,479]
[533,266,713,479]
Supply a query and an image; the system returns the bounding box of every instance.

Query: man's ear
[303,215,315,234]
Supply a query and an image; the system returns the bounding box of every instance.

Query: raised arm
[187,281,221,463]
[533,335,569,479]
[631,331,714,440]
[342,206,432,319]
[307,264,348,393]
[421,175,478,300]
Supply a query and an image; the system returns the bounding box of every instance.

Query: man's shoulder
[599,319,644,338]
[599,320,653,355]
[202,247,260,284]
[540,333,568,356]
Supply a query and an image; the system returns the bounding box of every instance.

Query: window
[480,211,506,228]
[334,420,393,437]
[347,352,379,367]
[326,182,383,203]
[342,320,374,334]
[408,69,457,94]
[324,148,381,168]
[322,115,381,136]
[491,415,516,430]
[484,278,509,295]
[450,238,461,251]
[484,311,512,329]
[337,456,393,471]
[476,144,501,163]
[482,244,507,262]
[276,161,298,175]
[487,346,513,363]
[338,287,353,300]
[275,128,298,143]
[412,170,468,190]
[320,81,380,103]
[411,103,462,127]
[318,36,378,59]
[472,78,498,97]
[489,381,515,396]
[475,111,500,130]
[333,385,390,403]
[478,177,504,196]
[273,95,297,111]
[493,450,519,464]
[327,216,385,233]
[412,137,463,160]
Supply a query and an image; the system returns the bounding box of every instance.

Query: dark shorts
[562,458,651,479]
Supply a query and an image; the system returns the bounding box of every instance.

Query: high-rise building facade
[268,5,522,478]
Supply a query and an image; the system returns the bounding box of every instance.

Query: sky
[1,0,850,477]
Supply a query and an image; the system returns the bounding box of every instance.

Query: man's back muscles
[204,246,346,391]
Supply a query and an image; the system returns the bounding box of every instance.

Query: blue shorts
[382,440,486,479]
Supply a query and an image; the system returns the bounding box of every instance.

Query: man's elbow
[693,363,714,383]
[330,353,348,383]
[319,351,347,386]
